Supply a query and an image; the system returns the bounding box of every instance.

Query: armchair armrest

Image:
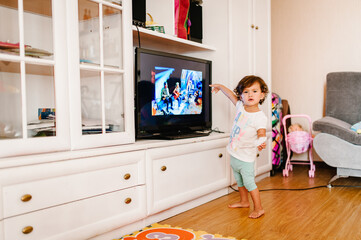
[313,116,361,145]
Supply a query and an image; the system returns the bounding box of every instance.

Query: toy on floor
[282,114,315,178]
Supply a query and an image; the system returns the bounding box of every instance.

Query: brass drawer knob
[22,226,33,234]
[251,24,255,28]
[257,153,260,157]
[124,173,131,180]
[21,194,32,202]
[161,166,167,171]
[218,153,223,158]
[255,26,259,30]
[124,198,132,204]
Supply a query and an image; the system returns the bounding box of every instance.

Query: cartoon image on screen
[152,67,203,116]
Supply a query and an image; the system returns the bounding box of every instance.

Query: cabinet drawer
[3,162,143,218]
[3,186,146,240]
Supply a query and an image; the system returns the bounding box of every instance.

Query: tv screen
[135,48,212,139]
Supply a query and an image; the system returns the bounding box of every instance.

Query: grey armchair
[313,72,361,184]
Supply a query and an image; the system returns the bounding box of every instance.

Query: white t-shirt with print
[227,101,267,162]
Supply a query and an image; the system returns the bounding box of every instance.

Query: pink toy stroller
[282,114,316,178]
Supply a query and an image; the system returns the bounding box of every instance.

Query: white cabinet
[0,0,135,158]
[254,135,272,176]
[249,0,270,82]
[146,138,229,215]
[0,150,146,240]
[0,0,70,157]
[0,136,230,240]
[251,0,272,176]
[230,0,272,176]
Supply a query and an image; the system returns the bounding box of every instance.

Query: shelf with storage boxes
[132,25,215,52]
[132,0,215,52]
[0,150,146,240]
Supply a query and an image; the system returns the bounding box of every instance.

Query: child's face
[241,82,265,106]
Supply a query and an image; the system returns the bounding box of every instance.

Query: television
[135,48,212,139]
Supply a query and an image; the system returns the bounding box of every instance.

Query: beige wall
[271,0,361,125]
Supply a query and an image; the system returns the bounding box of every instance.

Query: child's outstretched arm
[209,84,238,105]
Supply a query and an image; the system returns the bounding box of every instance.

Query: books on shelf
[27,120,55,130]
[0,41,53,58]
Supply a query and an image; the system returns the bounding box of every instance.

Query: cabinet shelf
[0,0,52,17]
[132,26,216,52]
[0,58,54,76]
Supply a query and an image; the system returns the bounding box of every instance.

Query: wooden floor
[160,164,361,240]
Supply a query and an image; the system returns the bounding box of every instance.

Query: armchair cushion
[313,116,361,145]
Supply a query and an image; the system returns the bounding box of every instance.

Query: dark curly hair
[233,75,269,105]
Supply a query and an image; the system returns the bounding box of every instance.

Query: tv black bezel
[135,47,212,139]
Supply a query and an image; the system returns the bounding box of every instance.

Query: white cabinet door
[146,138,229,215]
[67,0,135,150]
[0,0,70,158]
[230,0,272,176]
[251,0,270,81]
[254,136,272,176]
[252,0,272,175]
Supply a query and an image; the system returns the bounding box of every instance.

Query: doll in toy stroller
[282,114,316,178]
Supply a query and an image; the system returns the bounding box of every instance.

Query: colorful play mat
[116,223,239,240]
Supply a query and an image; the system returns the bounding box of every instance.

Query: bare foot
[228,202,250,208]
[248,209,265,219]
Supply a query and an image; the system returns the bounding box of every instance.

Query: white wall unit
[0,0,272,239]
[0,136,229,240]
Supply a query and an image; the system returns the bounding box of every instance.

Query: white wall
[271,0,361,125]
[184,1,233,133]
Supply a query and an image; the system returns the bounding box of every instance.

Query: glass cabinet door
[69,0,134,149]
[0,0,69,157]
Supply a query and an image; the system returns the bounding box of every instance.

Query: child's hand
[209,84,221,94]
[257,142,266,151]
